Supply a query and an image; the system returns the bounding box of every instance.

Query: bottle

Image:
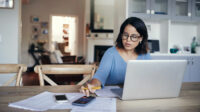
[191,37,197,53]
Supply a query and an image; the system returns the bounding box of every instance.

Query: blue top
[93,46,151,87]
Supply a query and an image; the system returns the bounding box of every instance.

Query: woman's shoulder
[138,53,151,60]
[105,46,117,54]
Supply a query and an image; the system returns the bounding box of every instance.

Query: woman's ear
[140,37,143,43]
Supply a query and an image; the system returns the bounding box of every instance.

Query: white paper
[9,91,116,112]
[9,91,55,111]
[71,97,116,112]
[95,86,123,98]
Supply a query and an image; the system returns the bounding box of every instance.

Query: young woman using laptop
[81,17,151,96]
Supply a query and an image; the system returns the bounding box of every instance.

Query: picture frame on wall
[32,25,40,33]
[41,28,48,35]
[0,0,14,9]
[41,22,48,28]
[31,16,40,23]
[32,33,39,40]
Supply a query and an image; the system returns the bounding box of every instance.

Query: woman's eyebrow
[123,32,128,34]
[130,34,140,36]
[123,32,139,36]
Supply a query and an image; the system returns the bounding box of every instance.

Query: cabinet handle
[147,10,150,14]
[187,60,190,65]
[151,10,155,14]
[188,13,191,17]
[191,61,193,65]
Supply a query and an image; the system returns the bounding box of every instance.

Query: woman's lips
[125,43,131,47]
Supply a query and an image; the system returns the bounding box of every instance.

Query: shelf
[176,0,187,3]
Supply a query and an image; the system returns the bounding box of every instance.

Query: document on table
[95,86,123,98]
[8,91,116,112]
[71,97,116,112]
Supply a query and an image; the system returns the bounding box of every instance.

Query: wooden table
[0,83,200,112]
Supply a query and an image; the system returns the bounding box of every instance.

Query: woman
[81,17,151,96]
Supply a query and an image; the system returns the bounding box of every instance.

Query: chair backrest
[34,64,96,86]
[0,64,27,86]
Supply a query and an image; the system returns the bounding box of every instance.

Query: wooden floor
[22,72,83,86]
[22,72,40,86]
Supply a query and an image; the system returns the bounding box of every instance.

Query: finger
[88,85,95,93]
[88,84,94,91]
[80,88,85,94]
[80,86,86,95]
[86,89,90,97]
[90,89,96,93]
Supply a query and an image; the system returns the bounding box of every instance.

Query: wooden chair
[34,64,96,86]
[0,64,27,86]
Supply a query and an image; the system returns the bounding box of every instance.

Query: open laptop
[117,60,187,100]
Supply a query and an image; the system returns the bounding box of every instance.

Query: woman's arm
[80,47,114,96]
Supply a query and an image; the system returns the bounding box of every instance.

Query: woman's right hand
[80,83,96,97]
[80,79,101,96]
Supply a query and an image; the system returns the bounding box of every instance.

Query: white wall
[0,0,21,86]
[145,21,161,40]
[21,0,85,66]
[169,22,198,51]
[0,0,21,63]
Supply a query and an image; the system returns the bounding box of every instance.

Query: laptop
[119,60,187,100]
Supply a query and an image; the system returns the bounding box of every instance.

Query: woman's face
[122,24,143,51]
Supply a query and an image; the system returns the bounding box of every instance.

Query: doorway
[50,15,78,56]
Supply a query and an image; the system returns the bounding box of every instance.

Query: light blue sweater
[93,46,151,87]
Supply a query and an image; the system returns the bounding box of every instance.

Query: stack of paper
[8,91,116,112]
[95,86,123,98]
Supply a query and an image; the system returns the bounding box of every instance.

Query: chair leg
[77,75,90,86]
[16,67,23,86]
[38,67,45,86]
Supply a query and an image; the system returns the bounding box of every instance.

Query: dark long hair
[116,17,149,54]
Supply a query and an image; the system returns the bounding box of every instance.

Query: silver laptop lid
[122,60,187,100]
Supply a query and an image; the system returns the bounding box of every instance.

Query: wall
[169,22,198,51]
[0,0,21,63]
[21,0,85,66]
[0,0,21,86]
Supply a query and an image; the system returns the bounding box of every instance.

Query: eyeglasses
[121,33,141,42]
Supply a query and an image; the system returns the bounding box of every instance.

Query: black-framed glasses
[121,33,141,42]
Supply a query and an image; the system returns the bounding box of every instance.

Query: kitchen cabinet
[151,54,200,82]
[190,56,200,82]
[172,0,200,22]
[171,0,192,21]
[128,0,171,19]
[192,0,200,21]
[128,0,200,22]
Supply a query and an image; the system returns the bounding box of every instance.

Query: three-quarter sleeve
[92,49,113,87]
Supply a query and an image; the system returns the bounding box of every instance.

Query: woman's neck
[123,49,137,57]
[116,47,138,61]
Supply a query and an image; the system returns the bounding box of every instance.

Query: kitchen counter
[150,53,200,56]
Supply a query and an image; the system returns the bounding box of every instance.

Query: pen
[83,86,101,90]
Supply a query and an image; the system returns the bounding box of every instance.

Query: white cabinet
[128,0,171,19]
[171,0,192,22]
[190,56,200,81]
[151,55,200,82]
[192,0,200,21]
[127,0,200,22]
[171,0,200,22]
